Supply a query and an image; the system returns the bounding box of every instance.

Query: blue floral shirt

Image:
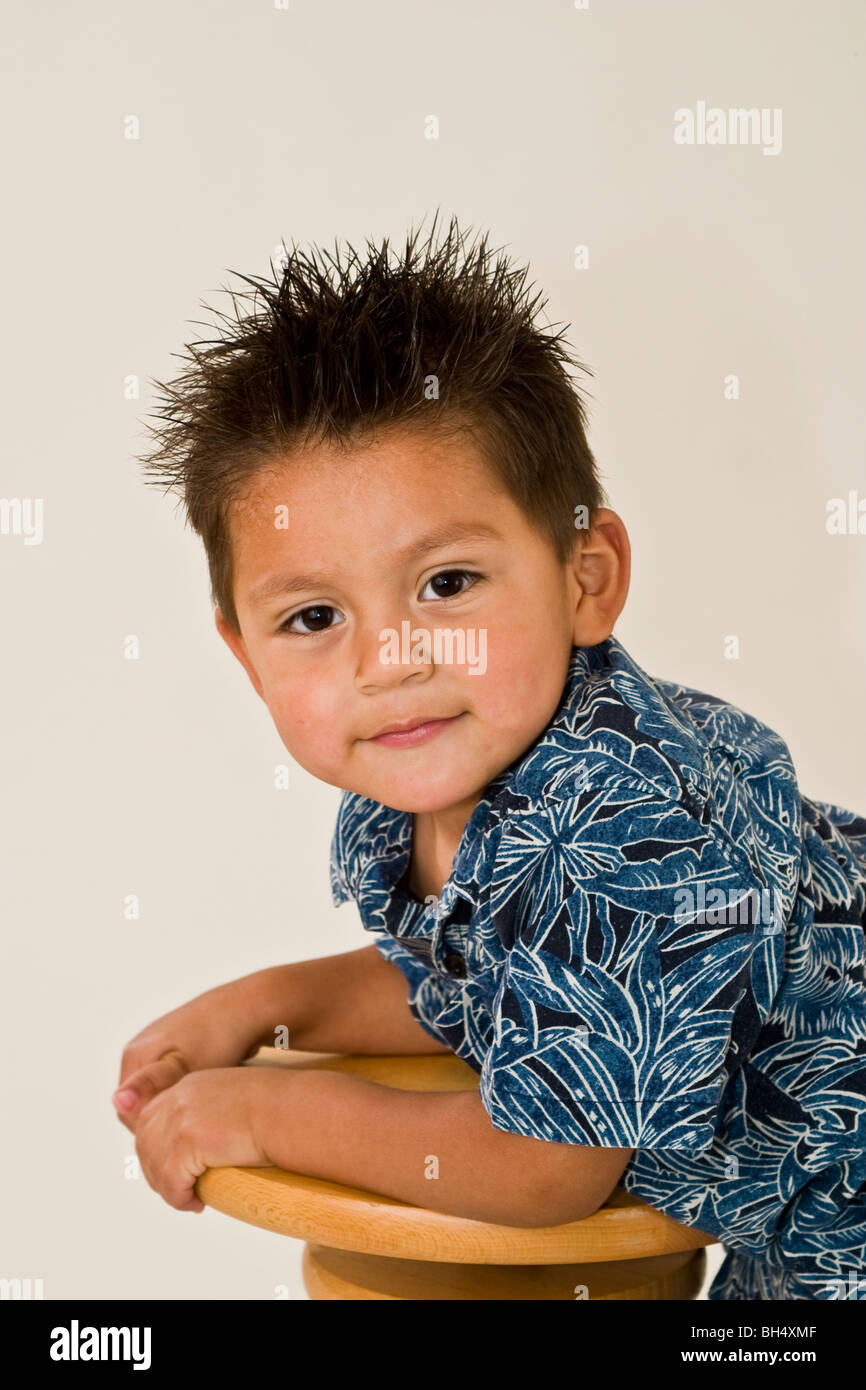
[329,634,866,1300]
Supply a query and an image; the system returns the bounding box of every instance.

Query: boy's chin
[361,773,484,816]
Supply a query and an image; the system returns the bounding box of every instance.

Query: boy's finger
[112,1051,190,1115]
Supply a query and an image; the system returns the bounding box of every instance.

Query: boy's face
[216,426,624,817]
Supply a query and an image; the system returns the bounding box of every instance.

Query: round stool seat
[196,1049,717,1300]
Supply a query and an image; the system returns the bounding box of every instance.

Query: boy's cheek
[270,712,348,779]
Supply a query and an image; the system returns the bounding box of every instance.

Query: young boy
[115,216,866,1301]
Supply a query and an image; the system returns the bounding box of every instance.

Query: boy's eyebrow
[247,522,503,606]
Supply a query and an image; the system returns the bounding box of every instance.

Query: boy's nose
[353,618,434,693]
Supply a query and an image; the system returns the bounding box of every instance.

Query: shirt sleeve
[372,932,463,1050]
[479,787,771,1152]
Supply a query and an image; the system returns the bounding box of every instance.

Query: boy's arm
[221,947,631,1224]
[232,949,631,1225]
[248,1066,634,1227]
[242,943,453,1057]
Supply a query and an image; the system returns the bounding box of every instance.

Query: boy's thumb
[113,1051,189,1113]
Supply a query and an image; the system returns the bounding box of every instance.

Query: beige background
[1,0,864,1302]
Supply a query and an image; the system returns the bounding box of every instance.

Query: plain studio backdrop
[1,0,863,1301]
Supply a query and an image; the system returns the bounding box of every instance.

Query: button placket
[425,890,453,974]
[443,949,468,978]
[433,889,473,978]
[392,893,444,966]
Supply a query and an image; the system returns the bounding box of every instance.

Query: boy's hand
[133,1067,271,1213]
[113,982,263,1134]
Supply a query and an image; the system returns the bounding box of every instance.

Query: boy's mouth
[366,713,466,748]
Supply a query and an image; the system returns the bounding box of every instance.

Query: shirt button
[444,952,467,978]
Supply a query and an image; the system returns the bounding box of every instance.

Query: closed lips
[369,714,460,738]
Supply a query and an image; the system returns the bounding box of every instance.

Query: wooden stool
[196,1048,717,1300]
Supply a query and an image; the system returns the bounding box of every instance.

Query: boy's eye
[281,605,344,635]
[419,569,479,601]
[280,570,480,636]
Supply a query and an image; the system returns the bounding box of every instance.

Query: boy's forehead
[229,427,514,561]
[230,428,514,542]
[238,426,502,506]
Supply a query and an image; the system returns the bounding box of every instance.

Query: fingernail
[113,1089,137,1111]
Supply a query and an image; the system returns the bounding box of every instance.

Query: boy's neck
[407,794,482,902]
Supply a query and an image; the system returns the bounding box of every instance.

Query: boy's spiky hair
[136,211,608,634]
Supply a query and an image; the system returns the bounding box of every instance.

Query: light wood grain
[302,1244,707,1300]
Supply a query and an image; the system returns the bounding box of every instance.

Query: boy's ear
[214,608,265,701]
[569,508,631,647]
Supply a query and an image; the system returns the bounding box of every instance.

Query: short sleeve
[373,932,462,1050]
[479,789,770,1152]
